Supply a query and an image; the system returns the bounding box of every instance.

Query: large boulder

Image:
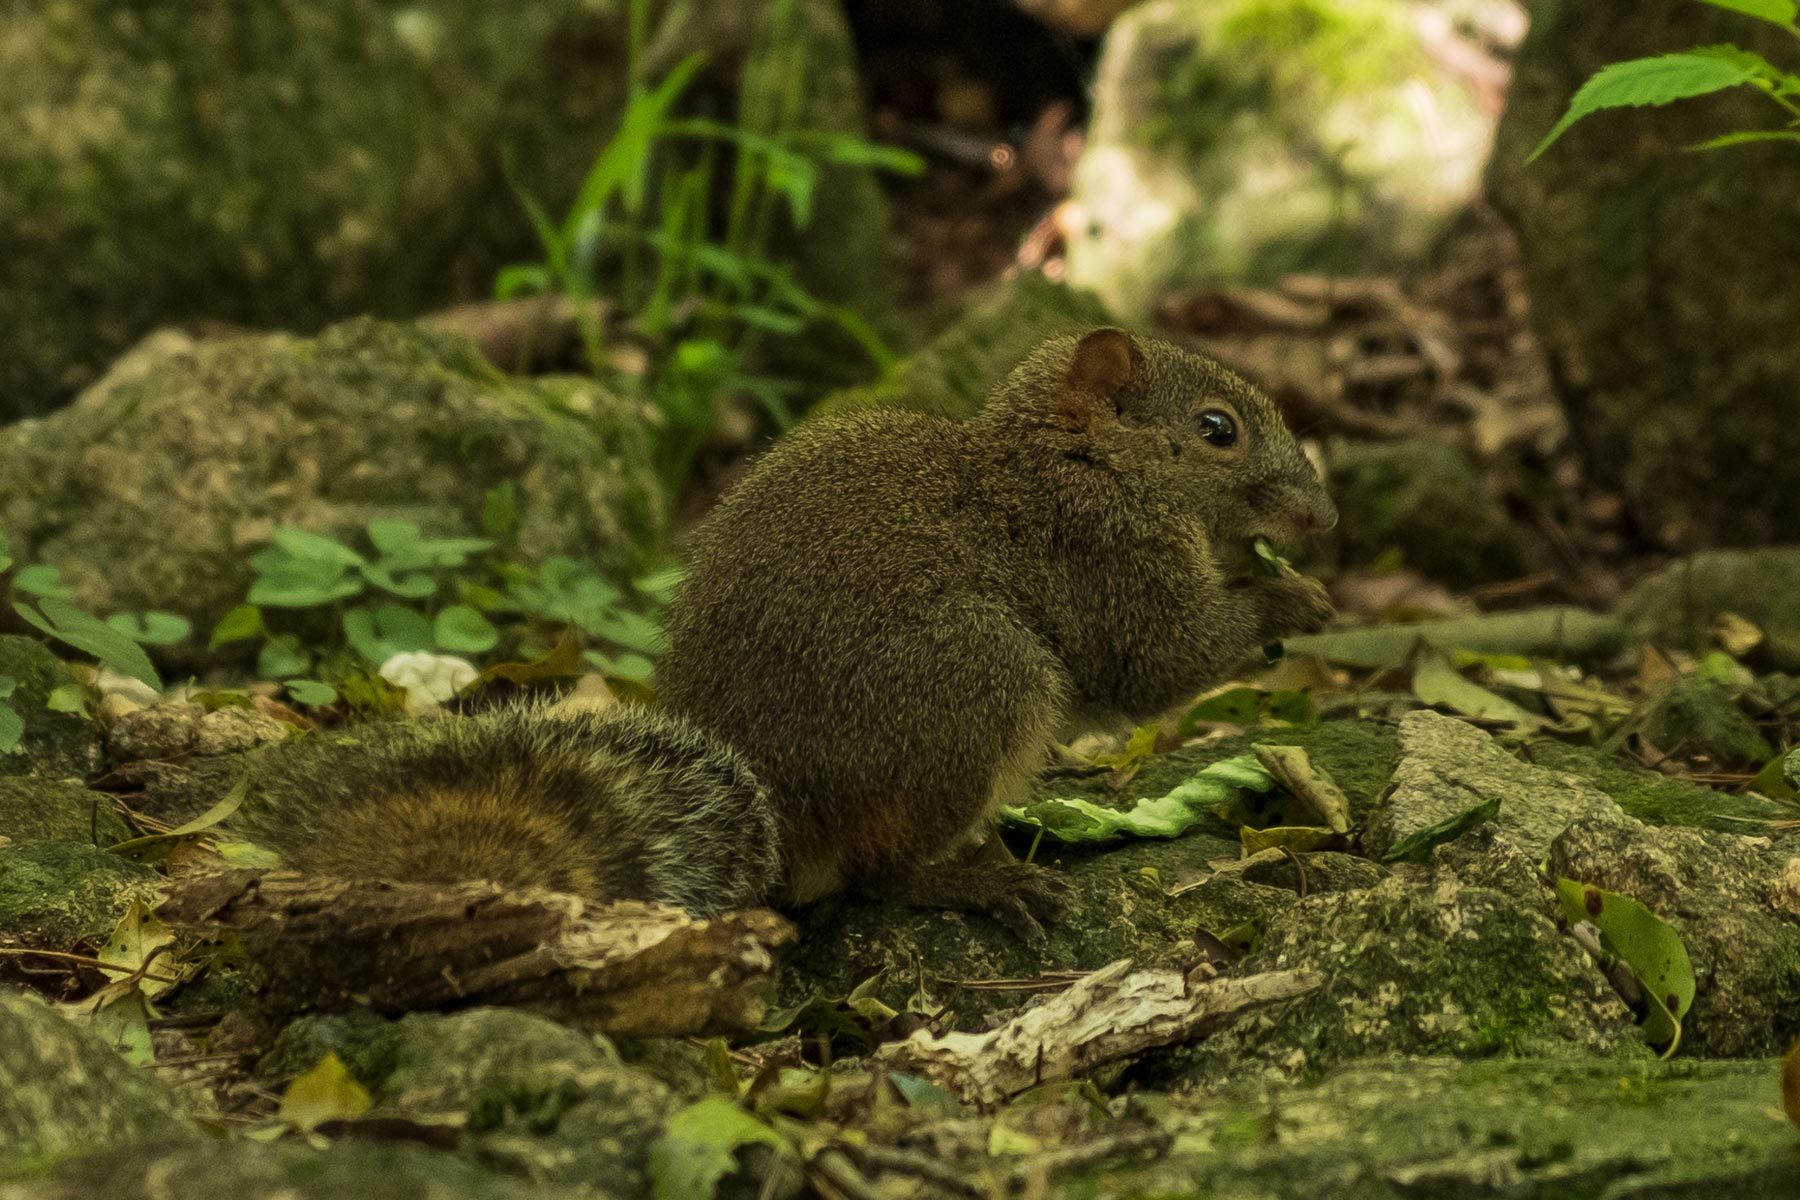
[0,0,894,418]
[1065,0,1499,314]
[1489,0,1800,549]
[0,319,665,626]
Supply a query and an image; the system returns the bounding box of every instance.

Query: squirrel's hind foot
[861,859,1075,943]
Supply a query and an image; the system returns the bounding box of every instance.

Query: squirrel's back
[228,704,781,918]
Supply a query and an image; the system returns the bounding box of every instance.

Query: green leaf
[272,527,365,566]
[0,675,13,702]
[248,554,363,607]
[257,635,313,680]
[568,51,707,233]
[1555,878,1696,1052]
[1381,795,1501,863]
[1691,129,1800,150]
[45,683,88,714]
[110,774,250,863]
[592,609,665,655]
[15,598,161,690]
[482,482,522,538]
[1529,52,1762,161]
[493,263,553,300]
[343,605,435,664]
[648,1097,788,1200]
[87,990,156,1067]
[280,1053,373,1134]
[1695,0,1798,27]
[285,679,339,707]
[10,564,72,598]
[0,699,23,755]
[0,532,11,573]
[1412,653,1546,730]
[433,605,499,654]
[210,604,265,648]
[358,563,439,599]
[1003,755,1275,844]
[106,611,192,647]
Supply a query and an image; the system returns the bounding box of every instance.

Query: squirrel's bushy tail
[228,704,782,917]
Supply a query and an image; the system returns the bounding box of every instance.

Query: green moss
[0,841,159,949]
[0,636,97,779]
[1526,740,1790,831]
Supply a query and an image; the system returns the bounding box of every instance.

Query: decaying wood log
[159,870,794,1036]
[875,959,1322,1107]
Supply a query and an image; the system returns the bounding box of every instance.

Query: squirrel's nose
[1296,489,1338,534]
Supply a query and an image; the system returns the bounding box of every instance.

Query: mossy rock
[0,842,158,951]
[1528,740,1791,832]
[0,638,99,781]
[1066,0,1495,314]
[1328,438,1536,588]
[1112,1058,1800,1198]
[264,1008,671,1197]
[0,1139,578,1200]
[1489,1,1800,549]
[0,986,193,1172]
[0,779,131,848]
[0,319,665,628]
[815,274,1115,420]
[1616,549,1800,671]
[1639,676,1773,769]
[0,0,893,418]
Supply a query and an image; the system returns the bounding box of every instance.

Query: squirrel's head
[985,328,1337,559]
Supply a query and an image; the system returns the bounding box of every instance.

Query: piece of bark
[875,959,1321,1107]
[159,869,794,1036]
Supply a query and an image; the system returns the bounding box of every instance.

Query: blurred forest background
[6,4,1800,1195]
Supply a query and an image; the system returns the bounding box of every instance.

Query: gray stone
[0,842,159,951]
[106,702,291,764]
[1066,0,1496,314]
[1143,871,1639,1089]
[264,1007,672,1197]
[1490,0,1800,549]
[0,638,100,781]
[1132,1058,1800,1198]
[0,319,665,628]
[1366,711,1621,862]
[1616,548,1800,671]
[0,986,192,1169]
[0,0,894,418]
[1549,811,1800,1058]
[1328,438,1536,588]
[0,778,131,848]
[0,1139,575,1200]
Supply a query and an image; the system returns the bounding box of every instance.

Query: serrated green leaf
[280,1053,372,1133]
[1555,878,1695,1052]
[209,604,265,648]
[15,598,161,690]
[1382,795,1501,863]
[1695,0,1798,27]
[257,635,312,680]
[648,1097,788,1200]
[433,605,499,654]
[1530,52,1761,161]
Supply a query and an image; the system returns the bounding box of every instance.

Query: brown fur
[659,329,1335,934]
[230,703,781,918]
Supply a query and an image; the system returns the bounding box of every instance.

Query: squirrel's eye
[1196,409,1238,448]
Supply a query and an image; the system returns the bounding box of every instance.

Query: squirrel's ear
[1058,328,1140,427]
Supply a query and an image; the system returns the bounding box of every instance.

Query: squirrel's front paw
[1255,572,1334,639]
[983,862,1076,943]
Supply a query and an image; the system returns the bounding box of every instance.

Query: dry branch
[875,959,1321,1107]
[159,869,794,1036]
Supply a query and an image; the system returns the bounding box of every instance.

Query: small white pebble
[378,651,478,712]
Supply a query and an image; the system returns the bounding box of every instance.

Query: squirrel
[230,328,1336,937]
